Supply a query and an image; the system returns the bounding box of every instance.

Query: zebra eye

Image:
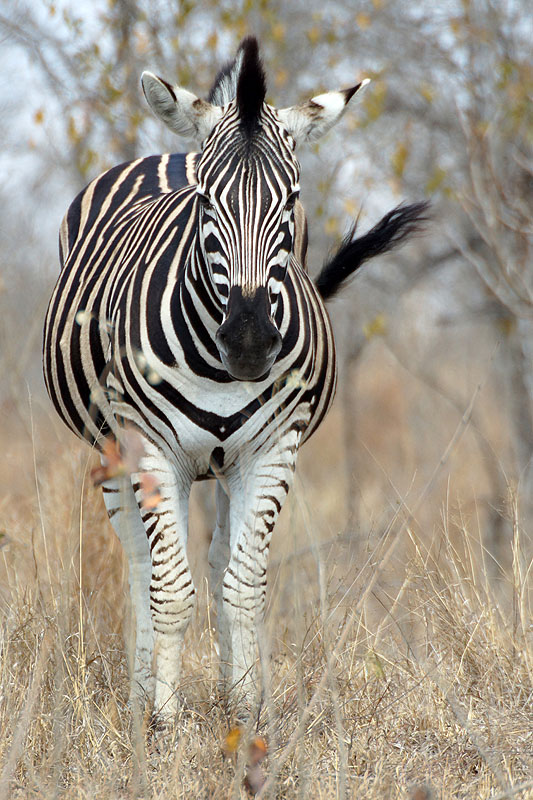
[268,286,278,304]
[198,193,214,212]
[285,192,299,211]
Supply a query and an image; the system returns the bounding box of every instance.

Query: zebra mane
[236,37,267,136]
[207,47,245,106]
[208,37,267,134]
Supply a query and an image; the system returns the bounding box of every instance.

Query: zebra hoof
[146,710,180,750]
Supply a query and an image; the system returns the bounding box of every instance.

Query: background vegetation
[0,1,531,797]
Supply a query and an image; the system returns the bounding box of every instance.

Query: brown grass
[0,384,532,799]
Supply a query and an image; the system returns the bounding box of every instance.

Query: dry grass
[0,392,532,799]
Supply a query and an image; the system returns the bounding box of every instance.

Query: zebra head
[142,38,369,381]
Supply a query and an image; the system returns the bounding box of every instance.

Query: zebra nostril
[216,327,229,356]
[267,330,282,358]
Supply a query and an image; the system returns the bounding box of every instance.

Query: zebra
[43,36,427,721]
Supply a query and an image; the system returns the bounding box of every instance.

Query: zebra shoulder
[58,153,199,269]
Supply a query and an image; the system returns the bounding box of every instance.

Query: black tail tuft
[315,201,431,301]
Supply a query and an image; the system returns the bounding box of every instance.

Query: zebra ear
[278,78,370,146]
[141,71,223,141]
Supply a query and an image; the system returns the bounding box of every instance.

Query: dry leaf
[224,728,268,796]
[249,737,267,766]
[224,726,242,754]
[139,473,162,509]
[244,762,266,795]
[91,429,144,486]
[90,438,125,485]
[410,785,434,800]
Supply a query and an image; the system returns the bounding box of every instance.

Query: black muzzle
[215,286,282,381]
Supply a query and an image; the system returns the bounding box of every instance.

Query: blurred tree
[371,0,533,540]
[301,0,533,550]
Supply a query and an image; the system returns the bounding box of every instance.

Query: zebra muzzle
[215,286,282,381]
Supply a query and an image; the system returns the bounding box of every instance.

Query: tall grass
[0,399,531,799]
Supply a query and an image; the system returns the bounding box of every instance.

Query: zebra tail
[315,201,430,301]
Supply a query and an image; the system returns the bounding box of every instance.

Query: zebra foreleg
[208,479,232,693]
[102,476,155,707]
[221,430,301,712]
[131,444,195,721]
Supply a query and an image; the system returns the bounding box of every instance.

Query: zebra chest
[162,379,283,443]
[148,373,311,476]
